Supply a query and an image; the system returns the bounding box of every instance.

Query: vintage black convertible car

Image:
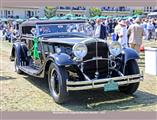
[10,20,143,103]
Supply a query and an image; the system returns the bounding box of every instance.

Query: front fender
[123,47,140,63]
[47,53,76,66]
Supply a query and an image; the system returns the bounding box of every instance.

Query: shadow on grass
[0,75,16,81]
[23,75,157,111]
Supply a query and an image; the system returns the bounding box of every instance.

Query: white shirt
[118,26,128,47]
[86,25,94,36]
[13,21,17,25]
[114,24,121,34]
[147,22,154,30]
[94,24,101,38]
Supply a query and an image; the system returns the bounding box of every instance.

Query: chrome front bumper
[66,74,143,91]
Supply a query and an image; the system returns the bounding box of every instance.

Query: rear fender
[10,42,29,65]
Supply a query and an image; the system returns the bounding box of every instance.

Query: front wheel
[119,60,140,94]
[48,63,68,104]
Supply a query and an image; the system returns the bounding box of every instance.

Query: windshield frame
[40,32,89,38]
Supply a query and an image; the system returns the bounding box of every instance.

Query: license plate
[104,80,118,92]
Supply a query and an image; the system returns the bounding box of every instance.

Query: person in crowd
[94,18,107,40]
[6,29,12,42]
[117,20,128,47]
[108,19,113,36]
[113,19,117,29]
[128,18,145,53]
[141,19,148,40]
[12,29,19,42]
[2,27,7,41]
[151,19,156,40]
[9,26,15,42]
[104,18,109,26]
[89,19,95,30]
[129,19,134,25]
[114,20,122,41]
[0,22,3,37]
[12,20,17,29]
[154,19,157,41]
[125,20,130,29]
[147,19,155,40]
[85,22,94,36]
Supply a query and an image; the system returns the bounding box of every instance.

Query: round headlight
[109,42,122,56]
[73,43,87,58]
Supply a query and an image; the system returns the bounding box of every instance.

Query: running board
[19,66,43,78]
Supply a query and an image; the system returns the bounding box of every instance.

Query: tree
[89,7,102,17]
[133,9,144,15]
[44,6,57,18]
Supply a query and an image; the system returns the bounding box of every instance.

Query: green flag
[33,36,39,60]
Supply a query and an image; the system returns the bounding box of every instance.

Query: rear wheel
[48,63,68,104]
[119,60,140,94]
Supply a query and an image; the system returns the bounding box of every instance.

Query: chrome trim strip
[83,57,109,63]
[67,74,142,85]
[81,38,107,44]
[66,74,143,91]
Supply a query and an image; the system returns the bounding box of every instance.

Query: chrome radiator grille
[83,40,109,79]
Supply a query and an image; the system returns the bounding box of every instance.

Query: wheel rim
[50,69,60,95]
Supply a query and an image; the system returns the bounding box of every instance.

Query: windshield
[37,23,93,36]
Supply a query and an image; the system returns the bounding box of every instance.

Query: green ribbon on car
[33,35,40,60]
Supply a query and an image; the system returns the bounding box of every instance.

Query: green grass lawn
[143,39,157,47]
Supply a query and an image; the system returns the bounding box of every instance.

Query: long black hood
[42,36,108,46]
[43,37,88,45]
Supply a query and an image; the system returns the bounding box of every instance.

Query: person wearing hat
[94,18,107,40]
[128,18,145,53]
[117,20,128,47]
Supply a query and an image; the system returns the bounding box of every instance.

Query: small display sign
[104,80,119,92]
